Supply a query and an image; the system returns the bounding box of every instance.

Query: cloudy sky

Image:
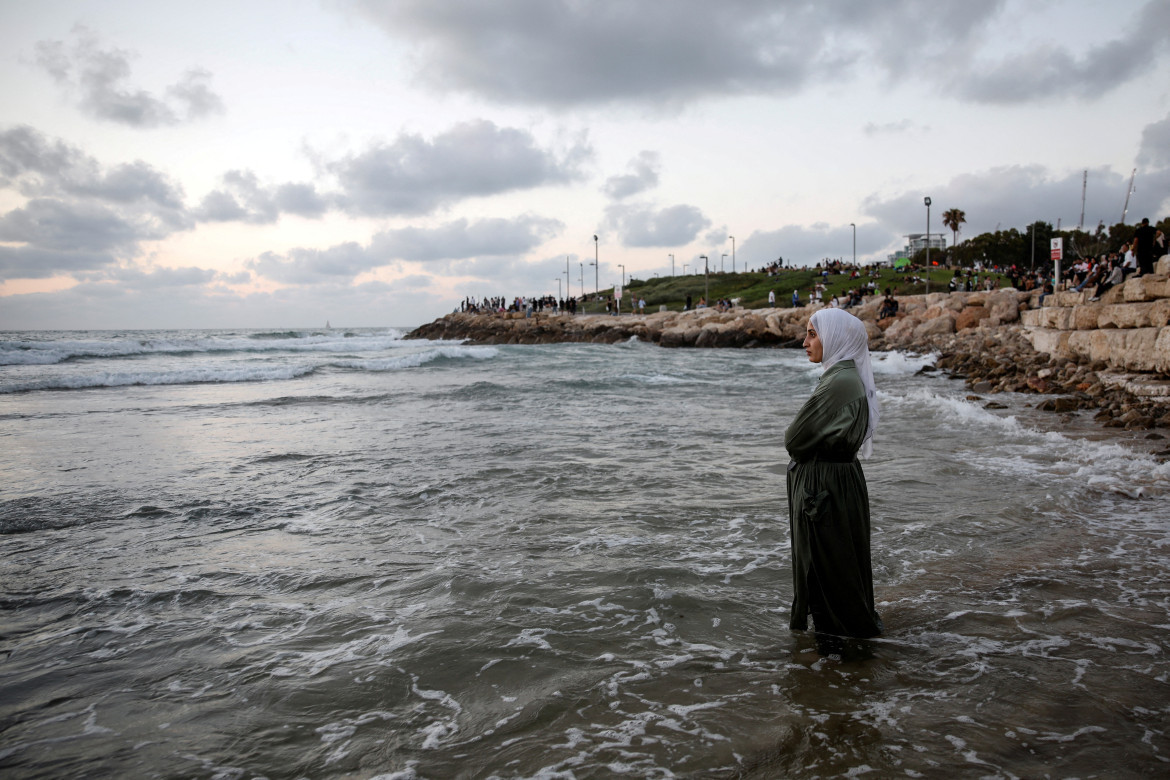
[2,0,1169,329]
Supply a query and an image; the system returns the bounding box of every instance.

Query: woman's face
[804,322,824,363]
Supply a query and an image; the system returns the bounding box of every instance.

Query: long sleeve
[785,361,869,463]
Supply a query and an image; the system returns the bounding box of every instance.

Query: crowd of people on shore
[461,295,576,315]
[456,219,1166,319]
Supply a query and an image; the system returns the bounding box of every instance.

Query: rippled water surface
[2,328,1169,778]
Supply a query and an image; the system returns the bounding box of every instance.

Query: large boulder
[1123,274,1170,302]
[913,312,957,339]
[989,295,1020,324]
[955,305,991,331]
[883,316,920,343]
[659,327,699,348]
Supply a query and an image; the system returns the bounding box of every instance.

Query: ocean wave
[0,329,408,366]
[1,364,321,393]
[880,387,1170,497]
[0,345,500,393]
[329,346,498,373]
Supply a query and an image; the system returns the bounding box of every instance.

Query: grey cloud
[274,183,329,218]
[0,199,145,254]
[954,1,1170,104]
[248,214,563,284]
[0,127,195,279]
[347,0,1163,108]
[860,165,1133,240]
[1137,112,1170,170]
[702,226,730,248]
[330,120,590,216]
[97,265,219,288]
[858,163,1170,260]
[197,121,573,224]
[863,119,922,137]
[370,215,563,262]
[0,245,114,281]
[0,126,186,215]
[348,0,826,105]
[247,242,376,285]
[194,171,326,224]
[165,69,225,120]
[32,27,224,127]
[217,270,253,285]
[195,189,252,223]
[195,170,279,224]
[604,152,660,200]
[443,253,579,296]
[0,125,79,184]
[606,203,710,247]
[738,223,894,268]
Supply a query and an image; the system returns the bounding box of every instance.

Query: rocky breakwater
[408,288,1027,353]
[407,306,826,349]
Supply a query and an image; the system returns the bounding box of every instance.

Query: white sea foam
[0,344,499,393]
[1,364,319,393]
[872,350,938,375]
[881,387,1170,498]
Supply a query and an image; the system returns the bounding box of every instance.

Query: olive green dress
[785,359,883,638]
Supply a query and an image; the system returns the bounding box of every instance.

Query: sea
[2,326,1169,779]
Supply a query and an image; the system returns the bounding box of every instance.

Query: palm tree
[942,208,966,259]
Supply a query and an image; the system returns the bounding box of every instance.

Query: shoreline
[408,279,1170,453]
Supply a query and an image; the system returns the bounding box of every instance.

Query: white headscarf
[810,308,879,459]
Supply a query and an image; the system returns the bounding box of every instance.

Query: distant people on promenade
[461,294,572,315]
[1089,259,1124,301]
[1134,218,1157,276]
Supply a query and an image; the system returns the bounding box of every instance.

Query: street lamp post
[593,235,599,295]
[1030,223,1035,272]
[850,223,856,266]
[579,262,584,299]
[554,278,561,302]
[669,253,674,277]
[729,236,735,272]
[618,264,625,288]
[924,197,932,295]
[683,263,689,275]
[700,255,709,304]
[566,256,571,301]
[721,254,727,272]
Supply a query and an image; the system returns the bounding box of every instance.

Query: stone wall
[1020,257,1170,375]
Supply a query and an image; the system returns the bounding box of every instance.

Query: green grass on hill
[575,267,1008,315]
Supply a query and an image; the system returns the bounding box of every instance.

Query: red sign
[1050,237,1063,262]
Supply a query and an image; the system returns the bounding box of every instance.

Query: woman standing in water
[786,308,883,639]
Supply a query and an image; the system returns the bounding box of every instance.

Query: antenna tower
[1078,170,1086,231]
[1121,168,1136,224]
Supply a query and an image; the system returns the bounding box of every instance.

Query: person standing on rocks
[1134,218,1157,276]
[785,308,883,642]
[769,289,776,306]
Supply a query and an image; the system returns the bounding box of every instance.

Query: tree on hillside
[942,208,966,257]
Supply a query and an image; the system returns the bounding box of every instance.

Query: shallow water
[2,329,1169,778]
